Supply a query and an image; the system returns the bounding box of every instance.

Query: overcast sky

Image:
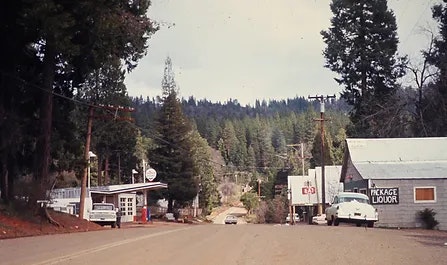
[124,0,440,106]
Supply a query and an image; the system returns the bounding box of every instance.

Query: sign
[370,187,399,205]
[302,186,316,195]
[145,168,157,181]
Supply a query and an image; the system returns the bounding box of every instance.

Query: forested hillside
[131,95,351,201]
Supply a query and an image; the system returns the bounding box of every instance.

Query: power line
[2,70,289,173]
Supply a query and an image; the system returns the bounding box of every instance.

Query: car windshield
[340,196,369,204]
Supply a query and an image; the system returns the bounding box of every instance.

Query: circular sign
[145,168,157,181]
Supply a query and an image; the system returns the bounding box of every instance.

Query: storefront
[340,137,447,230]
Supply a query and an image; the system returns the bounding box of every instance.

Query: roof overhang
[90,182,168,195]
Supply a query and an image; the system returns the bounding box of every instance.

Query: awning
[89,182,168,195]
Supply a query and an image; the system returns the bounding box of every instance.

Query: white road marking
[31,227,191,265]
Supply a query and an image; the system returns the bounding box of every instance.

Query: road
[1,223,446,265]
[212,206,248,224]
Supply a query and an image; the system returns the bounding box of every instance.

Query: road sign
[145,168,157,181]
[302,186,316,195]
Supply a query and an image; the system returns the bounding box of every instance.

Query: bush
[418,208,439,230]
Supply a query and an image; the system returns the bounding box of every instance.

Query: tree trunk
[34,38,56,205]
[0,160,8,203]
[168,197,173,213]
[97,155,102,186]
[105,155,109,185]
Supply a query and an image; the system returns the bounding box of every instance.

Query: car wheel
[112,223,116,228]
[333,217,340,226]
[356,222,362,227]
[367,222,374,228]
[327,218,333,226]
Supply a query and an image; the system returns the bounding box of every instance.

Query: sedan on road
[325,192,378,227]
[224,215,238,224]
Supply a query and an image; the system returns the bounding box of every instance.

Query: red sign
[302,187,316,195]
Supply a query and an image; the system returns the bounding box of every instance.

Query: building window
[414,187,436,203]
[353,187,358,193]
[359,188,367,195]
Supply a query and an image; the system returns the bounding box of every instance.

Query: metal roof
[345,137,447,180]
[346,137,447,162]
[354,161,447,180]
[89,182,168,195]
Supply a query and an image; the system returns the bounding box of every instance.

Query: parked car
[325,192,378,227]
[312,214,326,225]
[285,213,300,223]
[224,215,238,224]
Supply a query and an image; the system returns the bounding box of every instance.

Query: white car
[312,214,326,225]
[325,192,378,227]
[285,213,300,223]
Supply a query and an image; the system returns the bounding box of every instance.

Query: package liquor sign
[370,187,399,205]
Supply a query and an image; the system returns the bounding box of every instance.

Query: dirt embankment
[0,208,104,240]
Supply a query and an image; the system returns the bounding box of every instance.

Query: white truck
[89,203,117,228]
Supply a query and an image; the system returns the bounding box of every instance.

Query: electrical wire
[2,70,290,173]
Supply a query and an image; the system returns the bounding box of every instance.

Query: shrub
[418,208,439,230]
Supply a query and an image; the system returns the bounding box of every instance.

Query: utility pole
[286,143,307,175]
[308,94,336,214]
[117,152,121,184]
[79,104,135,220]
[79,106,94,220]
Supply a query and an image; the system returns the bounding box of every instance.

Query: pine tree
[424,2,447,136]
[189,130,219,215]
[321,0,406,137]
[151,57,197,212]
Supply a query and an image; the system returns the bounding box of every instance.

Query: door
[118,193,136,222]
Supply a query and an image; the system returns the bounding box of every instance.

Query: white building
[48,182,167,222]
[288,165,343,206]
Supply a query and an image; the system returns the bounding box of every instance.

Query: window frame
[413,186,437,203]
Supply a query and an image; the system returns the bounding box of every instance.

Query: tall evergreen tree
[151,57,197,212]
[424,1,447,136]
[0,0,157,206]
[189,130,219,215]
[321,0,406,137]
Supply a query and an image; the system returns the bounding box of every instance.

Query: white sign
[145,168,157,181]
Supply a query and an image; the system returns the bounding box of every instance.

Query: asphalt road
[1,223,446,265]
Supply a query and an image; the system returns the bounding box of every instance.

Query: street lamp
[88,151,96,189]
[131,169,138,184]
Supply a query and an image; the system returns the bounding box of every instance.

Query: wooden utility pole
[286,143,307,175]
[78,104,135,220]
[308,94,336,214]
[79,106,94,220]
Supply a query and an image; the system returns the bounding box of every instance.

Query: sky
[124,0,440,106]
